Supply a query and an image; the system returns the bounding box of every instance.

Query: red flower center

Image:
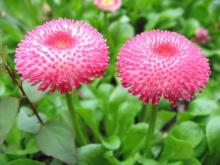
[45,31,75,49]
[153,43,177,56]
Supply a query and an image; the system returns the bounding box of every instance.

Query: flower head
[117,30,210,106]
[195,27,209,44]
[94,0,121,12]
[15,19,109,94]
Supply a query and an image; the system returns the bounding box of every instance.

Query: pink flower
[117,30,210,106]
[94,0,121,12]
[15,19,109,94]
[195,27,209,44]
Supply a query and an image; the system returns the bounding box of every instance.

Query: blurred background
[0,0,220,165]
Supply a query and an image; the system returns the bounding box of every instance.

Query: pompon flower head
[15,19,109,94]
[117,30,210,106]
[94,0,121,12]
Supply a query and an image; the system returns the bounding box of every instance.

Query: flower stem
[65,93,87,146]
[103,12,110,45]
[3,63,43,124]
[144,104,158,156]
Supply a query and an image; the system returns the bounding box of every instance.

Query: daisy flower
[117,30,210,106]
[15,19,109,94]
[94,0,121,12]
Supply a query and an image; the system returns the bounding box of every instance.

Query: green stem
[104,151,120,165]
[65,93,87,146]
[144,104,158,156]
[142,104,148,122]
[103,12,110,42]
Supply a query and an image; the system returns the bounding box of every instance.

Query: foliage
[0,0,220,165]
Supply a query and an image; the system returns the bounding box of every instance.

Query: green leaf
[106,85,129,134]
[137,157,160,165]
[109,85,128,107]
[8,159,45,165]
[22,80,46,103]
[80,85,96,99]
[104,151,121,165]
[97,83,114,112]
[189,1,209,24]
[133,0,151,11]
[77,144,107,165]
[167,162,184,165]
[3,123,22,153]
[101,135,121,150]
[116,101,141,136]
[6,138,39,156]
[206,116,220,163]
[156,110,176,130]
[208,0,220,22]
[159,8,184,19]
[0,18,23,42]
[77,108,101,140]
[145,8,184,30]
[36,120,76,165]
[145,13,160,30]
[49,159,63,165]
[188,98,218,116]
[170,121,204,148]
[109,21,134,49]
[204,49,220,57]
[0,97,19,145]
[79,99,99,110]
[182,18,200,37]
[17,106,46,133]
[121,123,148,155]
[98,83,114,99]
[176,112,192,123]
[194,136,207,158]
[160,135,194,162]
[182,158,201,165]
[0,154,8,165]
[0,81,6,96]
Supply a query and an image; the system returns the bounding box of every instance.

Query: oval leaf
[206,116,220,162]
[160,135,194,161]
[121,123,149,155]
[17,106,46,134]
[8,159,45,165]
[0,97,19,145]
[77,144,107,165]
[22,80,46,103]
[171,121,204,148]
[36,120,76,165]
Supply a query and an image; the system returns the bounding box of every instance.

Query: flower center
[153,43,177,56]
[45,31,74,49]
[101,0,114,6]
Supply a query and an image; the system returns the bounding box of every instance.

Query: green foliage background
[0,0,220,165]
